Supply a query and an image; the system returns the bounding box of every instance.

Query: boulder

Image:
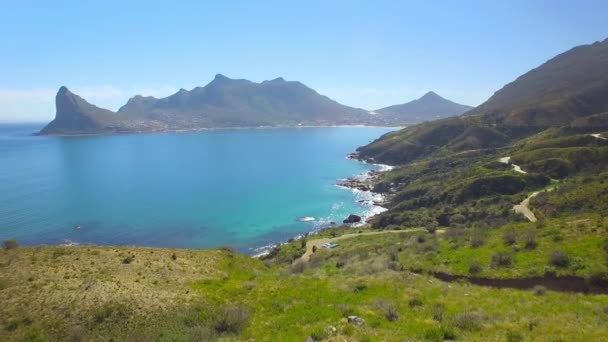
[343,214,362,224]
[347,315,365,326]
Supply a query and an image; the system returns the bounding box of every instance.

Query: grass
[1,227,608,340]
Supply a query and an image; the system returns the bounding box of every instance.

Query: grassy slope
[2,239,608,341]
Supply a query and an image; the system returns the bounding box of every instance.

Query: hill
[357,38,608,165]
[375,91,472,124]
[39,75,373,135]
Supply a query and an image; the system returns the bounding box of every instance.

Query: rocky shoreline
[253,152,395,257]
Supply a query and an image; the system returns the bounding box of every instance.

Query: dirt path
[499,156,527,174]
[513,191,540,222]
[299,229,423,262]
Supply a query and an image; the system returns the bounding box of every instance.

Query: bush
[408,297,423,308]
[424,326,457,341]
[3,239,18,250]
[291,260,307,274]
[533,285,547,296]
[523,228,538,249]
[214,305,250,334]
[587,271,608,288]
[506,330,524,342]
[122,255,135,264]
[450,214,466,225]
[431,303,446,322]
[468,260,483,274]
[453,312,483,331]
[312,245,317,253]
[375,300,399,321]
[503,228,517,246]
[548,250,570,268]
[417,234,426,243]
[426,220,439,234]
[335,261,345,268]
[491,252,513,268]
[470,230,485,248]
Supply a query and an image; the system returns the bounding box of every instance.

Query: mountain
[357,38,608,165]
[375,91,472,123]
[39,75,372,135]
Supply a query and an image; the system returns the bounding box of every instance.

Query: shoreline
[252,152,395,258]
[34,124,404,137]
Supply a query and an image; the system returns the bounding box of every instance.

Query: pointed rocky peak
[55,86,87,113]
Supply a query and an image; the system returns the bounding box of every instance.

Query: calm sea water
[0,124,394,254]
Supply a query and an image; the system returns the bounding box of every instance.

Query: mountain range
[39,75,471,135]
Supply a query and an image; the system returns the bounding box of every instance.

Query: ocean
[0,124,394,254]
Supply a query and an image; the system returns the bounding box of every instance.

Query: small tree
[426,220,439,234]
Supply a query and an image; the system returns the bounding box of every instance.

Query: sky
[1,0,607,122]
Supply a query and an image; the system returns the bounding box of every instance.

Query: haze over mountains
[39,75,471,135]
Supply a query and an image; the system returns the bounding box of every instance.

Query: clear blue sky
[1,0,607,122]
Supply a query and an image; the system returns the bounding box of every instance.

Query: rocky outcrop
[343,214,362,224]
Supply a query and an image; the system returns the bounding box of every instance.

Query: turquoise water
[0,124,393,254]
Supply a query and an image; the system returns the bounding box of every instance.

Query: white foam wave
[297,216,315,222]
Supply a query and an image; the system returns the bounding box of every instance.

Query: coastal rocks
[338,177,371,191]
[347,315,366,326]
[343,214,362,224]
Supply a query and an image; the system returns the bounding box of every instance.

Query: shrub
[468,260,483,274]
[491,252,513,268]
[171,253,177,260]
[408,297,423,308]
[291,260,307,274]
[503,228,517,246]
[375,300,399,321]
[533,285,547,296]
[387,261,399,271]
[219,246,236,254]
[309,327,329,341]
[453,312,483,331]
[335,261,345,268]
[506,330,524,342]
[300,238,307,249]
[353,283,367,292]
[122,255,134,264]
[548,250,570,268]
[587,271,608,288]
[3,239,18,250]
[426,220,439,234]
[417,234,426,243]
[431,303,446,322]
[450,214,466,225]
[470,229,485,248]
[214,305,250,334]
[424,326,457,341]
[312,245,317,253]
[523,228,538,249]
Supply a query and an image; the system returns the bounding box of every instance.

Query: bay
[0,124,394,254]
